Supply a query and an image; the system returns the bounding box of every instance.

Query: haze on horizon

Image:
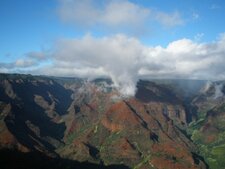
[1,0,225,95]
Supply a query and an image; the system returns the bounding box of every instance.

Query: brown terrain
[0,74,210,169]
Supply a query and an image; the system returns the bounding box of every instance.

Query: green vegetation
[216,104,225,113]
[66,124,92,144]
[202,143,225,169]
[133,155,151,169]
[94,125,98,133]
[187,104,225,169]
[100,131,122,151]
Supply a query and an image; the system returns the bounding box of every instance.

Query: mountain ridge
[0,73,223,169]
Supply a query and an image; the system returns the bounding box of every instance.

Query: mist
[29,33,225,96]
[1,33,225,96]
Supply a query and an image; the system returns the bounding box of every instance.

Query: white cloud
[15,59,36,67]
[59,0,150,27]
[26,51,47,60]
[155,11,184,27]
[35,33,225,96]
[58,0,184,32]
[2,33,225,96]
[49,34,144,96]
[194,33,204,42]
[0,59,37,69]
[100,0,150,27]
[0,52,48,73]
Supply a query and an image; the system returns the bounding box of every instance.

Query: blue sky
[1,0,225,62]
[0,0,71,62]
[1,0,225,95]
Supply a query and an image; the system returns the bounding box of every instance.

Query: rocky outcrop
[0,74,208,169]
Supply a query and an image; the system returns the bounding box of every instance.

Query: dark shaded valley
[0,73,225,169]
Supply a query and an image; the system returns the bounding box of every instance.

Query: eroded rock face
[60,80,206,169]
[0,75,73,156]
[188,81,225,169]
[0,74,207,169]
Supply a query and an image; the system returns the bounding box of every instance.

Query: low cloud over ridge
[52,34,225,96]
[2,33,224,96]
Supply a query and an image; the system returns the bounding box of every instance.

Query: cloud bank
[2,34,225,96]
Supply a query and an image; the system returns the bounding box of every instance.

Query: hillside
[187,81,225,169]
[0,73,220,169]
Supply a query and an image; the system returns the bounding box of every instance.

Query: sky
[1,0,225,96]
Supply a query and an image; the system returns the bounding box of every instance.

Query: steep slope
[0,74,208,169]
[59,79,207,169]
[150,79,206,99]
[188,81,225,169]
[0,74,73,156]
